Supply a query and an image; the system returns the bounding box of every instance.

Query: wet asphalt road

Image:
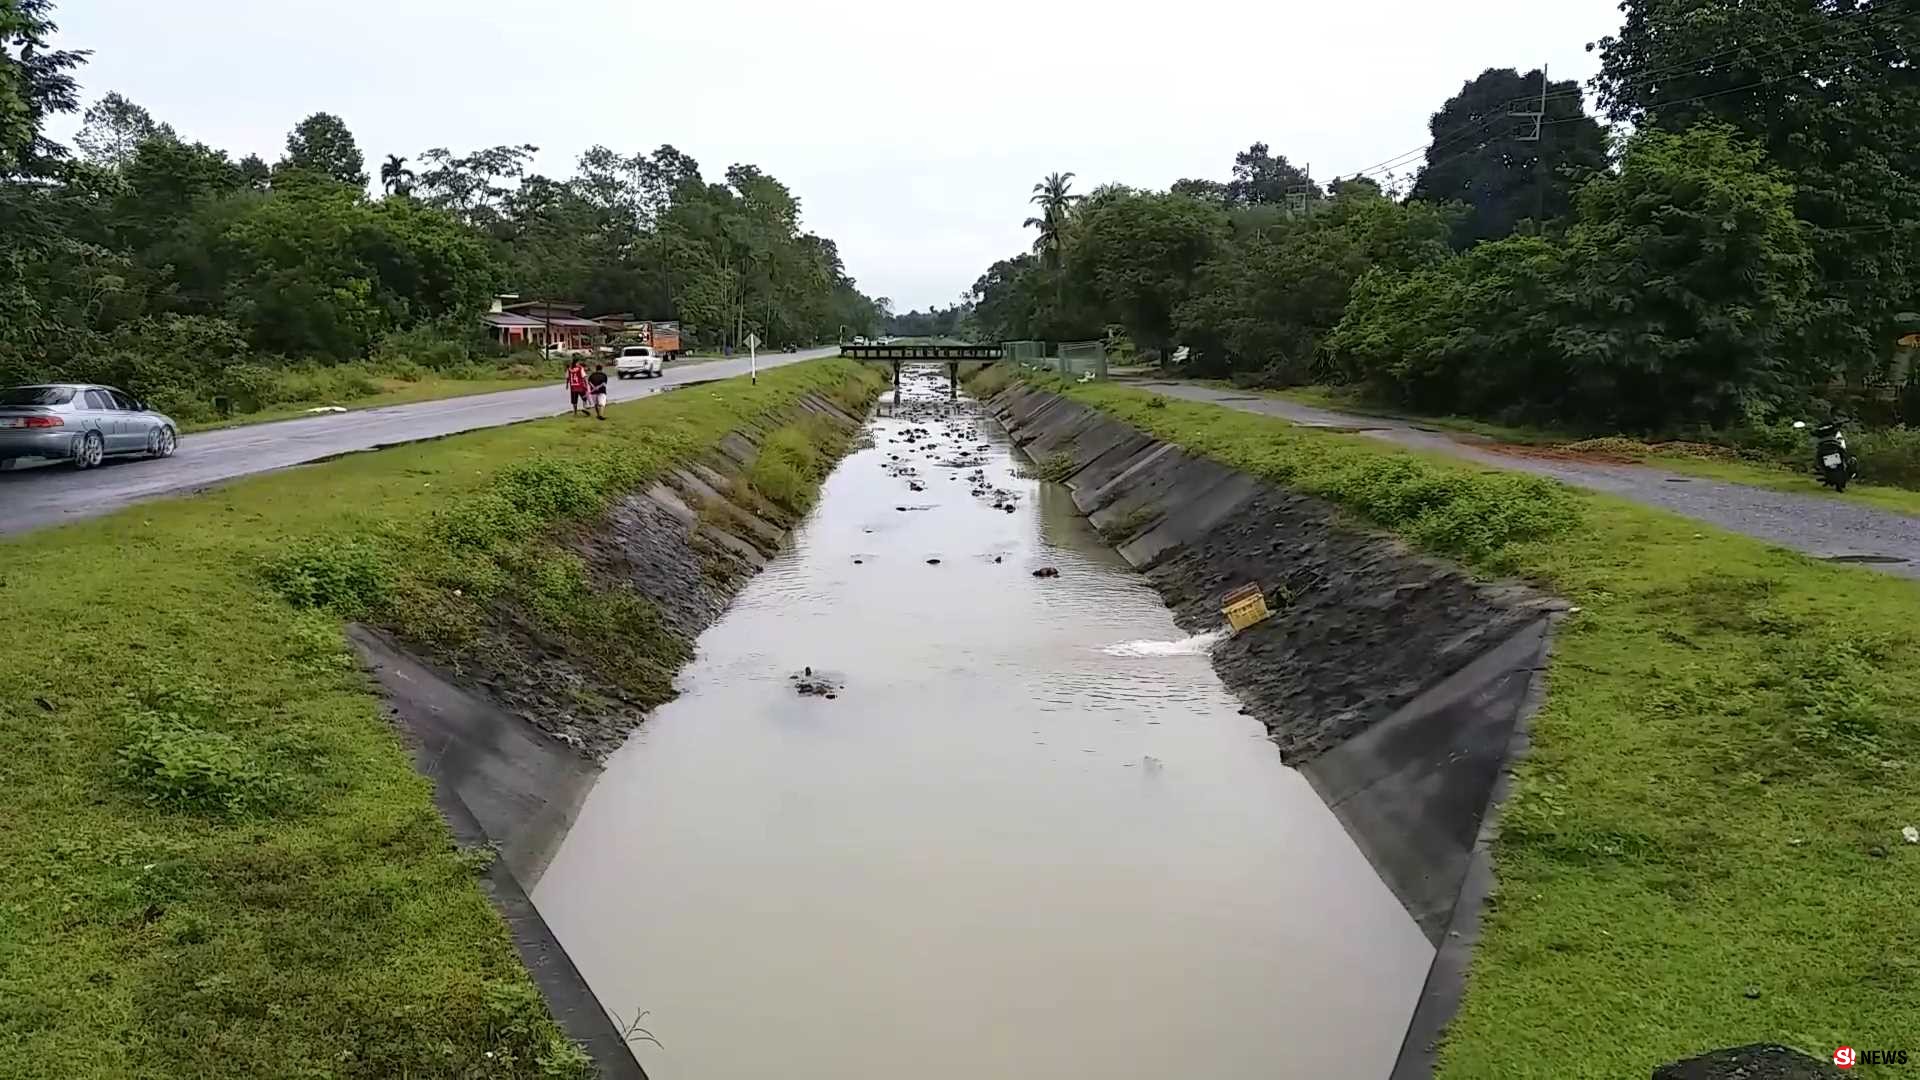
[1132,380,1920,580]
[0,348,836,536]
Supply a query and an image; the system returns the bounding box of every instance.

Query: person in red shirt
[565,359,589,416]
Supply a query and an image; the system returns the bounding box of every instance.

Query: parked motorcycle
[1793,419,1858,492]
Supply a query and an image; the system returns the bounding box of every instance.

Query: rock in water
[926,558,942,565]
[1032,567,1059,578]
[1651,1045,1837,1079]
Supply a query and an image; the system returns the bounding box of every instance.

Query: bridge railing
[838,344,1005,362]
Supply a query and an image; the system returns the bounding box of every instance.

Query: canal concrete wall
[349,389,874,1080]
[988,381,1563,1076]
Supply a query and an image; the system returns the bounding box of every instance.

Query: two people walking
[566,358,611,420]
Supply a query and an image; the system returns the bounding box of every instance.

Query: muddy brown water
[533,368,1432,1078]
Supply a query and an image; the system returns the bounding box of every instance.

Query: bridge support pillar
[891,360,901,402]
[948,362,959,399]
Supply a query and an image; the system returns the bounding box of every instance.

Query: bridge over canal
[839,343,1004,398]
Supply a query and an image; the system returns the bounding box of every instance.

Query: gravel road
[0,348,836,536]
[1134,380,1920,580]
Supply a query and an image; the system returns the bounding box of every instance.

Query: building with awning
[481,298,606,350]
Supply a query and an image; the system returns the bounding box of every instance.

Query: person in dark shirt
[588,364,610,420]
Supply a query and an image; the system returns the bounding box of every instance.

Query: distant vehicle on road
[615,345,664,380]
[0,384,178,471]
[612,320,682,361]
[543,344,596,360]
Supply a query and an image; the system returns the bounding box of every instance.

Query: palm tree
[1024,171,1079,266]
[380,154,415,197]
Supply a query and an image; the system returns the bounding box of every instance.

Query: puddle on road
[533,367,1432,1079]
[1823,553,1910,564]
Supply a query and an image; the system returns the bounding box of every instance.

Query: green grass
[1655,454,1920,517]
[1014,371,1920,1077]
[0,358,884,1078]
[1203,381,1920,513]
[181,371,556,433]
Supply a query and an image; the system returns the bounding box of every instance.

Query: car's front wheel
[150,425,177,459]
[74,430,104,470]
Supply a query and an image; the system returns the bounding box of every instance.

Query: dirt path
[1131,380,1920,580]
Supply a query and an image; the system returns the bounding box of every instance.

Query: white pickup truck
[615,345,664,379]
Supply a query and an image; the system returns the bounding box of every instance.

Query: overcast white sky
[49,0,1623,311]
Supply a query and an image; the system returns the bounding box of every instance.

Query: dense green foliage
[959,2,1920,433]
[1333,126,1817,427]
[1409,67,1610,247]
[0,3,882,417]
[1595,0,1920,392]
[964,6,1920,435]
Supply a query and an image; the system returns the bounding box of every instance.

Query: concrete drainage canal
[419,365,1560,1078]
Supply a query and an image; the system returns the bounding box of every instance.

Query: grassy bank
[180,368,554,432]
[1238,382,1920,513]
[978,366,1920,1076]
[0,359,883,1078]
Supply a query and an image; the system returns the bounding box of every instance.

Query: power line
[1539,40,1915,127]
[1589,0,1913,99]
[1327,0,1917,186]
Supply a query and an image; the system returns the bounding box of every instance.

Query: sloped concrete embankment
[350,390,869,1080]
[987,381,1564,1076]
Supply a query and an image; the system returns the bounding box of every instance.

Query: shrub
[263,539,394,614]
[119,717,285,817]
[495,457,610,520]
[750,424,827,512]
[373,319,489,372]
[1027,451,1078,482]
[1854,426,1920,489]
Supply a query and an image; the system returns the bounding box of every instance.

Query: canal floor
[533,368,1432,1078]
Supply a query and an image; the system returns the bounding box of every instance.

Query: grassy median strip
[0,359,881,1079]
[986,369,1920,1077]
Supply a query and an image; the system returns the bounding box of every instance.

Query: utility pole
[1511,64,1549,230]
[1285,162,1314,217]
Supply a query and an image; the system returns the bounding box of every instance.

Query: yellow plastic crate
[1221,582,1272,633]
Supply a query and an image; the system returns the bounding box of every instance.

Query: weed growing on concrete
[1104,506,1163,540]
[751,426,826,511]
[1030,451,1079,483]
[613,1008,666,1051]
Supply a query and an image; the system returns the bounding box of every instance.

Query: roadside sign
[745,332,762,350]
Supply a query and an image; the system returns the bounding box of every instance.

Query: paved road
[0,348,838,536]
[1132,380,1920,580]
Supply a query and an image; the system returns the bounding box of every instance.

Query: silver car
[0,384,179,470]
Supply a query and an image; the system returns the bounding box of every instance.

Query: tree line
[0,0,884,418]
[966,0,1920,432]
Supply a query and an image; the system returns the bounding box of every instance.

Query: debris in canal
[926,558,941,565]
[1033,567,1059,578]
[791,666,841,697]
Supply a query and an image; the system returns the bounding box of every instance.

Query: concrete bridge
[839,343,1003,398]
